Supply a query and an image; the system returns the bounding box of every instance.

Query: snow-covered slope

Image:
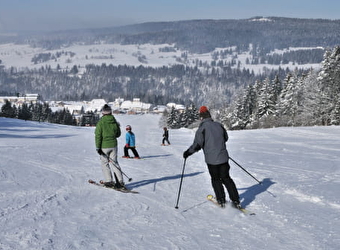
[0,115,339,249]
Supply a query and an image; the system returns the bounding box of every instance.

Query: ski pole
[175,158,187,209]
[229,157,262,185]
[103,153,133,182]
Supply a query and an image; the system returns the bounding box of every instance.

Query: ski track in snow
[0,115,339,250]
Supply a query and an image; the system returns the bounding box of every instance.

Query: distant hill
[4,17,339,53]
[0,17,339,105]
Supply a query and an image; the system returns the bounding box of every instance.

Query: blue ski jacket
[125,131,136,147]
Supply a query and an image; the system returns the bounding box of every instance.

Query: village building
[0,94,40,105]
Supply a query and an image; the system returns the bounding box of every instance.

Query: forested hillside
[0,63,294,105]
[1,17,339,113]
[5,17,339,53]
[219,46,340,129]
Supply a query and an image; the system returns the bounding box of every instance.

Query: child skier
[123,125,140,159]
[161,127,171,146]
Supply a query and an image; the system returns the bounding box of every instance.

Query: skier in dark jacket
[161,127,170,146]
[183,106,240,208]
[95,104,126,189]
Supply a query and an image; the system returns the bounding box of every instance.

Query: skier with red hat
[183,106,241,208]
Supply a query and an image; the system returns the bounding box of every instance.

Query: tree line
[218,46,340,129]
[0,100,87,126]
[163,46,340,131]
[0,61,295,107]
[165,104,200,129]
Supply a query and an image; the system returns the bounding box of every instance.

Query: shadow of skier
[127,171,204,190]
[239,178,276,208]
[141,154,172,159]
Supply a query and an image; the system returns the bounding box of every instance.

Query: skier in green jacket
[95,104,125,189]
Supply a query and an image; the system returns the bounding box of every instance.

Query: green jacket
[95,115,121,149]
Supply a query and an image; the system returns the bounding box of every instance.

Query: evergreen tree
[18,102,31,121]
[1,100,16,118]
[226,92,248,129]
[257,78,277,119]
[179,107,189,128]
[276,74,299,126]
[167,106,176,129]
[41,103,52,122]
[317,46,340,125]
[243,84,258,128]
[297,71,323,126]
[330,100,340,125]
[186,103,199,127]
[62,109,75,125]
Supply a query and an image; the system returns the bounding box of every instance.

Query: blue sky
[1,0,339,32]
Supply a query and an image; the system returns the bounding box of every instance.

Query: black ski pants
[124,146,140,158]
[207,162,240,203]
[162,137,170,145]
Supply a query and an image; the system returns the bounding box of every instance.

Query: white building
[85,99,107,112]
[0,94,39,104]
[120,98,152,113]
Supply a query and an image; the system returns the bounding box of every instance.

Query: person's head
[101,104,112,115]
[163,127,167,130]
[126,125,132,131]
[199,106,211,119]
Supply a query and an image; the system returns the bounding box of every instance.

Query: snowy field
[0,43,320,74]
[0,115,339,250]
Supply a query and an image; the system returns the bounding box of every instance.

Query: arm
[116,123,121,138]
[183,125,204,158]
[125,133,130,146]
[94,122,103,149]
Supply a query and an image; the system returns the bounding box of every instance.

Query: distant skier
[95,104,126,189]
[123,125,140,159]
[161,127,171,146]
[183,106,241,208]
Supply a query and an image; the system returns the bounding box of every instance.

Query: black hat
[102,104,112,115]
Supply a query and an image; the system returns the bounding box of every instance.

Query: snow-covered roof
[90,99,106,105]
[64,105,83,113]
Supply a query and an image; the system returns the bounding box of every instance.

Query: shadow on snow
[141,154,173,159]
[127,171,204,189]
[239,178,276,208]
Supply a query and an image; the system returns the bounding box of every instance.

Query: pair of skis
[88,180,254,215]
[88,179,139,194]
[207,194,255,215]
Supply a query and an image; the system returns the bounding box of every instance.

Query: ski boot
[232,201,242,210]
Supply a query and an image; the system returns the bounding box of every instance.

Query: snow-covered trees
[1,100,16,118]
[0,101,77,126]
[317,46,340,125]
[166,103,199,129]
[225,46,340,129]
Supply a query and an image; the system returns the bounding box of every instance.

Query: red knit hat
[199,106,209,113]
[199,106,211,118]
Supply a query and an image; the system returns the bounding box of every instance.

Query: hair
[199,110,211,119]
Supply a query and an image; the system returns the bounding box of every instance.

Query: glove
[125,144,129,147]
[183,150,191,159]
[96,148,104,155]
